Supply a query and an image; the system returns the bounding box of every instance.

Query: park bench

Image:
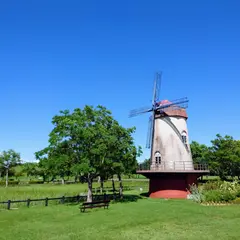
[80,200,110,212]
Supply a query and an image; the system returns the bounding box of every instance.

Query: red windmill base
[137,167,209,198]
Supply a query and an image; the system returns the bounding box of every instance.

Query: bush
[28,180,44,184]
[219,180,239,193]
[189,184,204,203]
[202,181,222,191]
[204,190,236,202]
[0,181,19,186]
[232,197,240,204]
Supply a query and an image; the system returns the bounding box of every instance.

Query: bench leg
[80,208,85,213]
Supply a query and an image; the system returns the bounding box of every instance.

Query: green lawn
[0,181,149,208]
[0,195,239,240]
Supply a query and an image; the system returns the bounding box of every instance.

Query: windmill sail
[152,72,162,105]
[129,106,152,118]
[146,115,153,148]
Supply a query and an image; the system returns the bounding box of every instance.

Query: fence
[0,193,120,210]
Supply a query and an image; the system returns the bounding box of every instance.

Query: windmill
[129,72,190,171]
[129,72,209,199]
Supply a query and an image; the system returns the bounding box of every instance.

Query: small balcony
[137,161,209,173]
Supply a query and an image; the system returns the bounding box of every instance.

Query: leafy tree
[0,149,21,187]
[110,123,142,197]
[209,134,240,180]
[139,158,151,170]
[190,141,210,164]
[22,162,38,180]
[35,161,50,182]
[35,105,140,202]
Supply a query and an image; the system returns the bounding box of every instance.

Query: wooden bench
[80,200,110,212]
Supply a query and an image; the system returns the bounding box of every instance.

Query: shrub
[232,197,240,204]
[202,181,221,191]
[189,184,204,203]
[0,181,19,186]
[28,180,44,184]
[204,190,236,202]
[219,180,239,194]
[236,188,240,197]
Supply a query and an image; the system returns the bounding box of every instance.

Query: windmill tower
[129,72,209,198]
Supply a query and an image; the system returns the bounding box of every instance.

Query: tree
[0,149,21,187]
[109,124,142,197]
[209,134,240,180]
[35,105,140,202]
[140,158,151,170]
[190,141,210,164]
[22,162,38,180]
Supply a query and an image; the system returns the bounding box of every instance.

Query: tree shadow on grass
[140,192,150,197]
[65,193,145,206]
[112,194,146,203]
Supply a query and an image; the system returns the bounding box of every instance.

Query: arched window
[155,151,161,165]
[181,131,187,144]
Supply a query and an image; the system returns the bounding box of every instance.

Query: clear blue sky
[0,0,240,162]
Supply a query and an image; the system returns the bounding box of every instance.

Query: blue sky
[0,0,240,162]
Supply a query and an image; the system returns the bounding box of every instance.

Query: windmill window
[155,151,161,164]
[181,132,187,144]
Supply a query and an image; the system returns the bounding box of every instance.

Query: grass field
[0,180,149,208]
[1,180,240,240]
[0,194,240,240]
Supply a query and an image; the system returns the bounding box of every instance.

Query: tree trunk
[112,178,116,192]
[100,177,104,194]
[5,168,9,188]
[87,176,93,202]
[61,178,65,185]
[118,174,123,198]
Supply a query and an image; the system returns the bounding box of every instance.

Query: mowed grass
[0,180,149,208]
[0,195,240,240]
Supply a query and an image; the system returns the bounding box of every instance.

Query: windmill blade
[146,115,153,148]
[156,97,189,111]
[152,72,162,105]
[129,106,153,118]
[155,72,162,103]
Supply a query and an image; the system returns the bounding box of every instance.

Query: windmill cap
[158,100,172,105]
[157,99,188,119]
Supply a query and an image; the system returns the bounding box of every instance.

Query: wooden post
[27,199,30,208]
[104,193,107,201]
[7,200,11,210]
[6,168,9,188]
[76,195,80,203]
[45,198,48,207]
[61,196,65,204]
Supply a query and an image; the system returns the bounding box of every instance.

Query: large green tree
[0,149,21,187]
[22,162,38,180]
[35,105,140,202]
[190,141,209,164]
[209,134,240,180]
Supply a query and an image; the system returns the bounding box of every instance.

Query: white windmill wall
[151,116,193,171]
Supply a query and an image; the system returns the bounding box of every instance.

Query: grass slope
[0,196,240,240]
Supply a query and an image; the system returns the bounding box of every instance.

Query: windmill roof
[158,100,172,105]
[157,99,188,119]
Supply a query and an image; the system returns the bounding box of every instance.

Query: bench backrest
[82,200,110,206]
